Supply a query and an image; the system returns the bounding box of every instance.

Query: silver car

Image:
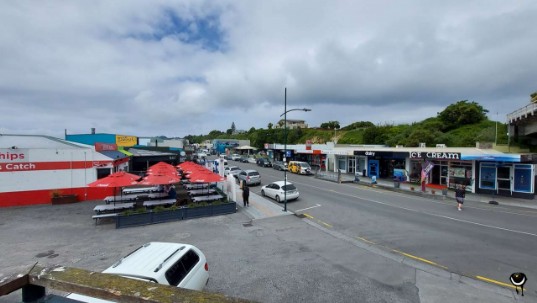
[236,169,261,186]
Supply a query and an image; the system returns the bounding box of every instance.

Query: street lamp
[280,87,311,212]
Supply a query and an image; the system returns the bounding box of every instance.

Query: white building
[0,134,119,207]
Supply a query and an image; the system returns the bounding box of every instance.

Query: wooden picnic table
[93,202,134,214]
[143,199,176,208]
[148,192,169,199]
[184,183,209,190]
[122,186,161,194]
[188,189,216,196]
[104,194,139,203]
[191,194,223,203]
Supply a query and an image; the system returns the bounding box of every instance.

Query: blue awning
[460,154,520,162]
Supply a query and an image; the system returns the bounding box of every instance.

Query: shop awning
[99,150,130,160]
[118,147,133,156]
[460,154,520,162]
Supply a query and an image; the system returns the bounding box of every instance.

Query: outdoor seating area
[89,161,228,225]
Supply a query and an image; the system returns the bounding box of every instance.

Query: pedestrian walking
[242,185,250,207]
[455,184,466,211]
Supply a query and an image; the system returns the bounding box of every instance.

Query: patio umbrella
[149,162,177,171]
[87,171,141,204]
[138,174,181,186]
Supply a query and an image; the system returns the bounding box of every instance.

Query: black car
[256,158,272,167]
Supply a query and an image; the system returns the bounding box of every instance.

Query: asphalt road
[235,159,537,294]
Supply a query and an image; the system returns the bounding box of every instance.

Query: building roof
[0,134,92,149]
[127,148,176,156]
[99,150,129,160]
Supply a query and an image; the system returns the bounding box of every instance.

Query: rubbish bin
[394,181,400,188]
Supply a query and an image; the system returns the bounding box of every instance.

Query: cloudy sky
[1,1,536,139]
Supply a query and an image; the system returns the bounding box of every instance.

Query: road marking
[392,249,448,269]
[476,275,522,290]
[303,213,332,228]
[295,204,321,212]
[303,187,537,238]
[356,236,376,245]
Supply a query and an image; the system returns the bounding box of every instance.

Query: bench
[92,213,118,225]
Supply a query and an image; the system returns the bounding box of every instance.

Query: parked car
[261,181,299,202]
[231,154,241,161]
[288,161,312,175]
[239,156,249,163]
[67,242,209,302]
[272,161,288,171]
[236,169,261,186]
[224,165,241,177]
[247,157,257,164]
[256,158,272,167]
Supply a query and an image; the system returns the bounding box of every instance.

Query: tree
[249,127,256,133]
[320,121,341,130]
[231,122,236,134]
[267,123,273,130]
[437,100,488,131]
[341,121,375,131]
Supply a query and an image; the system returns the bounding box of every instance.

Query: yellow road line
[392,249,448,269]
[303,213,332,228]
[356,237,376,245]
[476,275,522,290]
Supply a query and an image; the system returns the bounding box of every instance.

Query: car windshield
[282,184,296,191]
[301,163,311,168]
[248,172,260,176]
[231,167,240,171]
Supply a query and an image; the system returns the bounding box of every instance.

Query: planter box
[151,208,184,223]
[51,195,78,205]
[115,202,236,229]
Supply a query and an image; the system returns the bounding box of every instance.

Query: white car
[67,242,209,302]
[231,154,241,161]
[224,165,241,177]
[261,181,299,202]
[247,157,256,164]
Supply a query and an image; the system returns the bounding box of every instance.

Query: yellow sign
[115,135,137,147]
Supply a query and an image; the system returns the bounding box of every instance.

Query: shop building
[0,135,122,207]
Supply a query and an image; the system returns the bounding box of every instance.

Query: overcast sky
[1,1,536,139]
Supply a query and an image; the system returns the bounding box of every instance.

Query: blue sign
[285,150,292,157]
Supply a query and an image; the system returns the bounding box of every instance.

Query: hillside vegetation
[185,100,510,149]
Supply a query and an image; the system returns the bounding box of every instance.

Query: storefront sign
[0,163,36,171]
[115,135,137,147]
[0,149,28,162]
[410,151,460,160]
[95,142,118,151]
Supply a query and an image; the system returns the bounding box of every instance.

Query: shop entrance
[348,158,356,174]
[497,166,512,191]
[368,160,379,177]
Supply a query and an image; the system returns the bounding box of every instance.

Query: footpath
[233,173,533,302]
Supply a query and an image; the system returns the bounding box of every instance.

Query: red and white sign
[95,143,118,151]
[306,140,312,150]
[0,160,111,172]
[0,149,28,162]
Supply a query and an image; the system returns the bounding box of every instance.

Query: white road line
[338,191,537,238]
[295,204,321,212]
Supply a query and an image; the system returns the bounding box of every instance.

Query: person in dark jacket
[455,184,466,211]
[242,186,250,207]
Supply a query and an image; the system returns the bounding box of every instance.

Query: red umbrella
[189,172,224,183]
[138,174,181,186]
[88,171,140,188]
[149,162,177,171]
[88,171,141,204]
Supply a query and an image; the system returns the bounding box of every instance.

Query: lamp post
[280,87,311,212]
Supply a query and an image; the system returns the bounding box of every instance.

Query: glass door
[497,166,512,191]
[348,158,356,174]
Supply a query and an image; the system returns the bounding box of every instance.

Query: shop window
[514,164,532,193]
[480,164,496,189]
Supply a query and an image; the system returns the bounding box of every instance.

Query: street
[241,159,537,294]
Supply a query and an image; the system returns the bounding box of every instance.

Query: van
[288,161,312,175]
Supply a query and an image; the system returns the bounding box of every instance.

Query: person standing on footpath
[242,185,250,207]
[455,184,466,211]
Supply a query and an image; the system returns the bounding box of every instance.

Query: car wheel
[275,195,280,203]
[261,190,265,196]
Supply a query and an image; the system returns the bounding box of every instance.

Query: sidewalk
[315,171,537,210]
